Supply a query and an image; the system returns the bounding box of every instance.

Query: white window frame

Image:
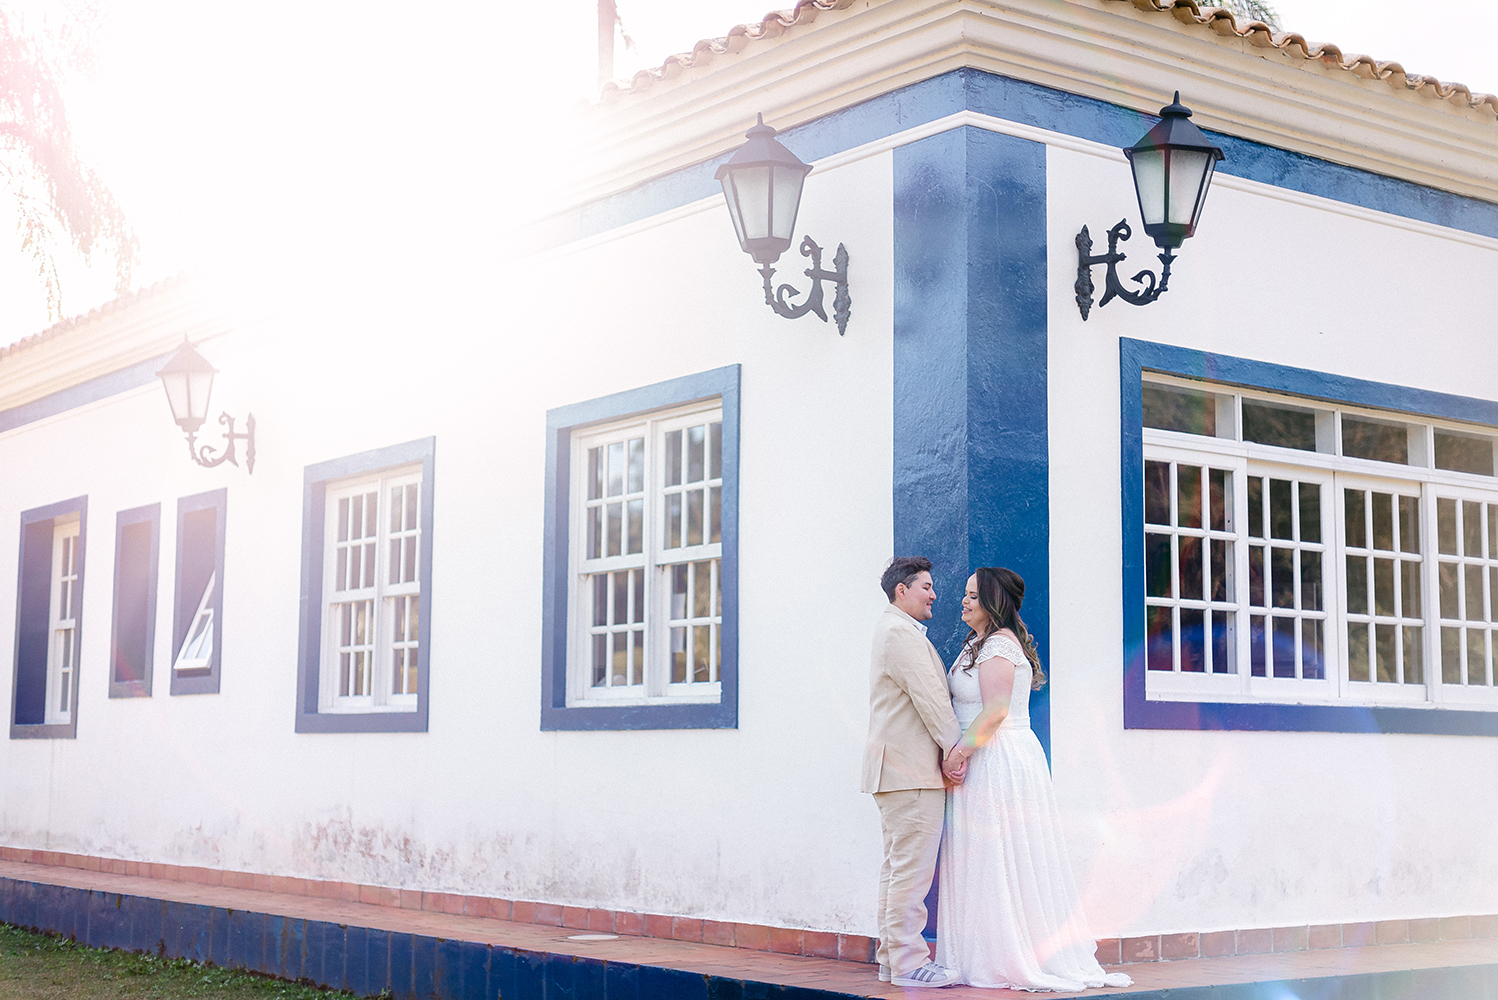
[567,400,724,707]
[1142,376,1498,711]
[1429,481,1498,707]
[318,466,422,714]
[172,571,216,674]
[44,516,81,726]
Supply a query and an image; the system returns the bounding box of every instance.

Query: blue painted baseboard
[0,875,858,999]
[3,874,1494,999]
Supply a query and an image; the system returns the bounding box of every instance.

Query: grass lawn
[0,922,360,999]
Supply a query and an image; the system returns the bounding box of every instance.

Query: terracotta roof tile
[598,0,1498,121]
[0,272,187,363]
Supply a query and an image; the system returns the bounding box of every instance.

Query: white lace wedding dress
[936,635,1132,992]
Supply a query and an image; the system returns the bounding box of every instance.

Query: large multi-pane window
[571,402,724,704]
[320,467,422,713]
[1142,377,1498,708]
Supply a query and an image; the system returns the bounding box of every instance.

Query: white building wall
[0,150,898,934]
[1045,141,1498,936]
[3,115,1495,945]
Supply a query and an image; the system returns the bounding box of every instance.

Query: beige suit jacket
[861,604,963,793]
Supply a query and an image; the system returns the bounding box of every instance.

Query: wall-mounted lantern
[717,114,851,336]
[156,337,256,473]
[1075,93,1225,320]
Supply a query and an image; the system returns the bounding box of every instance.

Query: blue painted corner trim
[541,365,740,731]
[893,126,1051,762]
[1120,338,1498,736]
[294,437,435,734]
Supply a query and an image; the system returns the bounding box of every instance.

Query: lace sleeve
[973,634,1025,667]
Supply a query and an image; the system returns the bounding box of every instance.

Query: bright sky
[0,0,1490,348]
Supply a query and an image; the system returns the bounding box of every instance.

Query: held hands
[943,746,970,786]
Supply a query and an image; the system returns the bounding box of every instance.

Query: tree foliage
[0,4,135,320]
[1216,0,1281,30]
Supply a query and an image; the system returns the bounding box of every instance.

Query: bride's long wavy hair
[959,567,1046,690]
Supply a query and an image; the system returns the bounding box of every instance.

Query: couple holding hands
[862,557,1132,991]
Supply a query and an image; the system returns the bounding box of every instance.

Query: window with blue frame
[1123,340,1498,734]
[110,503,160,699]
[542,366,739,730]
[171,489,226,695]
[295,438,434,734]
[10,496,87,739]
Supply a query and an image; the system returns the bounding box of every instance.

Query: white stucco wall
[1045,141,1498,937]
[0,150,898,935]
[2,115,1495,945]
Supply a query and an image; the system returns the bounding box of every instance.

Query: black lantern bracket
[155,337,258,475]
[715,114,852,336]
[1074,219,1175,320]
[1074,91,1224,321]
[759,236,851,336]
[186,411,257,474]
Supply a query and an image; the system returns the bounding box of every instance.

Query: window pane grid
[1144,379,1498,708]
[586,435,646,560]
[337,598,374,697]
[1243,474,1330,681]
[1342,487,1423,686]
[668,559,721,685]
[662,421,724,551]
[48,524,80,723]
[387,483,421,589]
[1144,461,1238,676]
[391,594,419,696]
[324,471,423,710]
[1437,496,1496,688]
[335,490,379,595]
[572,405,725,704]
[588,568,646,688]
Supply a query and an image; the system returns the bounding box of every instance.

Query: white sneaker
[879,964,891,982]
[891,962,961,987]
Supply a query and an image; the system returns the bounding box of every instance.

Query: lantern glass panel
[161,373,191,426]
[186,371,214,423]
[1129,148,1166,227]
[730,166,772,242]
[1167,150,1212,227]
[770,165,805,243]
[1190,157,1218,233]
[720,176,747,248]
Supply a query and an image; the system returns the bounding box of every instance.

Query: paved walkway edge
[4,872,1498,999]
[0,874,863,1000]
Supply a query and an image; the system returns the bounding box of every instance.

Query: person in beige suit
[862,556,965,988]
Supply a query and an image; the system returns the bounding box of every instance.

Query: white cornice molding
[563,0,1497,216]
[0,277,235,414]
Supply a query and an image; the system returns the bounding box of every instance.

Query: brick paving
[3,858,1498,997]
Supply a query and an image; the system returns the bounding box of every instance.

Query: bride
[936,567,1132,991]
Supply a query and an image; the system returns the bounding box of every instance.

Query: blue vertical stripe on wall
[893,125,1051,762]
[892,127,970,632]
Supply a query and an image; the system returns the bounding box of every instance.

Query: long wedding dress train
[936,635,1132,992]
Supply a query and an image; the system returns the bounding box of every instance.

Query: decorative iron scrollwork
[1075,220,1177,321]
[758,236,852,336]
[188,412,256,474]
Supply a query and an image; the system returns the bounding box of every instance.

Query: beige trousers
[874,787,945,976]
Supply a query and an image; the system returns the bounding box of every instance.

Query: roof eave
[560,0,1497,215]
